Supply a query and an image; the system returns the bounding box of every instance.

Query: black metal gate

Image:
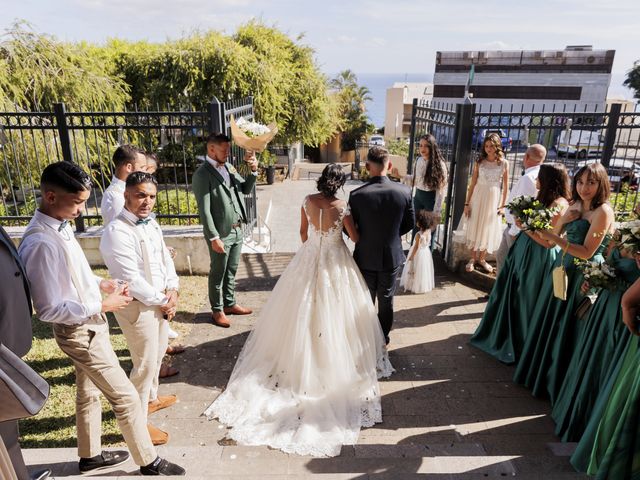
[407,100,640,265]
[0,97,257,237]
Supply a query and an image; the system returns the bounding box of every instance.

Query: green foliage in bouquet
[505,195,559,231]
[615,219,640,254]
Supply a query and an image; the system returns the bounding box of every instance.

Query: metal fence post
[54,102,85,232]
[444,101,475,263]
[602,103,621,168]
[407,98,419,175]
[208,97,223,134]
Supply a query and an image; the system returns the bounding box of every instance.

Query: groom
[349,147,414,344]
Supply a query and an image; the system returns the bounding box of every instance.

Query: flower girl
[401,210,436,293]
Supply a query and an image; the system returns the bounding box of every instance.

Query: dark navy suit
[349,176,414,341]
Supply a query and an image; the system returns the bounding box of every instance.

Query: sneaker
[168,327,179,340]
[78,450,129,472]
[140,456,186,476]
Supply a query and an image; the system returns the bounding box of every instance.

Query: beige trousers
[0,435,18,480]
[53,322,156,466]
[114,302,169,418]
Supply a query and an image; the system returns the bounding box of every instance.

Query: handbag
[552,249,568,301]
[0,343,49,422]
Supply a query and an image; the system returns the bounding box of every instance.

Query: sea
[355,72,635,129]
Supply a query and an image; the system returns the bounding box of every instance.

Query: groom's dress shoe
[212,311,231,328]
[224,304,252,315]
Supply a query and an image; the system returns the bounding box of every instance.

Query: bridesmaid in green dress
[571,273,640,479]
[513,163,615,403]
[551,245,640,441]
[470,163,570,363]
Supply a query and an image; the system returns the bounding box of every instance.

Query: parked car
[558,129,604,159]
[472,128,512,152]
[572,158,640,190]
[369,134,385,147]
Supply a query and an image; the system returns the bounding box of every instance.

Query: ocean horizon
[353,72,635,129]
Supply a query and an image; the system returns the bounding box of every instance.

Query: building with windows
[384,82,433,140]
[432,46,614,113]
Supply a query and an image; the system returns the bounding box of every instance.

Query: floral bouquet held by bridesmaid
[507,195,560,232]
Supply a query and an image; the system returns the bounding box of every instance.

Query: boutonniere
[227,165,237,175]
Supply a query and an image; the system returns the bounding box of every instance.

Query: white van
[557,130,604,159]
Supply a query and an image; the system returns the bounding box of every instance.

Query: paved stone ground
[22,179,588,479]
[23,254,587,479]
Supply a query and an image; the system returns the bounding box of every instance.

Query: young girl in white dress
[204,164,393,457]
[401,209,436,293]
[463,133,509,273]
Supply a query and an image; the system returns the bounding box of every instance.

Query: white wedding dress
[204,196,394,457]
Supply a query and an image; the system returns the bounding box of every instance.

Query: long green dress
[470,232,559,364]
[513,219,609,403]
[572,335,640,479]
[551,249,640,441]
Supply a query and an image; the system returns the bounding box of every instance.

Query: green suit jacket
[192,160,257,240]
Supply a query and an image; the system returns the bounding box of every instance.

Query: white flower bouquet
[574,258,619,291]
[230,115,278,153]
[505,195,560,232]
[615,219,640,254]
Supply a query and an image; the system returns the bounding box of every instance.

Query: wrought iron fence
[407,100,640,260]
[0,97,258,236]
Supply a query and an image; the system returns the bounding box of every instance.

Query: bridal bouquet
[574,258,618,291]
[615,219,640,254]
[505,195,559,231]
[230,115,278,153]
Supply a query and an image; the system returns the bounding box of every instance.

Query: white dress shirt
[504,165,541,236]
[404,156,449,212]
[18,210,103,325]
[100,209,179,306]
[100,176,126,225]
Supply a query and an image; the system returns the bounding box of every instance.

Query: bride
[204,164,393,457]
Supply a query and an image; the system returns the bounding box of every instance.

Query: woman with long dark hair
[404,134,448,247]
[514,162,615,403]
[470,163,570,363]
[462,133,509,273]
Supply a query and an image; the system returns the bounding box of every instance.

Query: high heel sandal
[465,260,475,272]
[478,260,494,274]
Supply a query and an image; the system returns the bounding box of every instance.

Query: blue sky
[2,0,639,96]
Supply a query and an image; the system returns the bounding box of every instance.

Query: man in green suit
[192,133,258,328]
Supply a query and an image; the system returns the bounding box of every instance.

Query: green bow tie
[136,218,151,226]
[58,220,69,232]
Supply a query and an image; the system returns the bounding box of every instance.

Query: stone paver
[22,179,587,478]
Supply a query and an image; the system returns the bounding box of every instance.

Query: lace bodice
[477,160,506,187]
[303,196,349,245]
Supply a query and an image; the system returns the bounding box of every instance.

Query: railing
[0,97,258,236]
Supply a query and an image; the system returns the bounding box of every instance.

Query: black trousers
[360,265,403,342]
[0,420,28,480]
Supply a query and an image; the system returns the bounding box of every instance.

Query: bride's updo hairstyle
[317,164,346,197]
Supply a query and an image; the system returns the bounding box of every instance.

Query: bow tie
[136,218,151,226]
[58,220,69,232]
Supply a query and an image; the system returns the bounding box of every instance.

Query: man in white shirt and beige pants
[19,161,185,476]
[495,144,546,274]
[100,172,179,446]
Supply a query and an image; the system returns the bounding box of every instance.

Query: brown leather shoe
[147,423,169,445]
[212,311,231,328]
[223,305,252,315]
[148,394,177,415]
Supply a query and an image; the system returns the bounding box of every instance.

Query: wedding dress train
[204,196,393,457]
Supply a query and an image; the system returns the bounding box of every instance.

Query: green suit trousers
[207,226,243,312]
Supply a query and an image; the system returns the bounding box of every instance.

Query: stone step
[27,443,567,479]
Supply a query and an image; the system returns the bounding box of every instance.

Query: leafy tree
[0,21,129,110]
[330,70,374,151]
[623,61,640,101]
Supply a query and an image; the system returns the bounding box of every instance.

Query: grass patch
[19,268,208,448]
